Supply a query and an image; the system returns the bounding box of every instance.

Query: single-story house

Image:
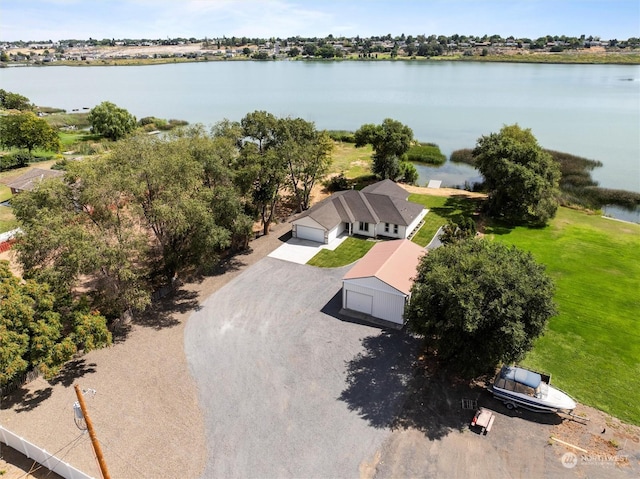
[292,179,427,244]
[342,239,425,326]
[4,168,64,195]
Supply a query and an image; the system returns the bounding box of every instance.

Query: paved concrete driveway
[184,258,418,478]
[267,235,347,264]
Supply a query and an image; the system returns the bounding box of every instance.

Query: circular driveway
[184,257,416,478]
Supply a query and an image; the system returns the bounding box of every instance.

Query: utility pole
[74,384,111,479]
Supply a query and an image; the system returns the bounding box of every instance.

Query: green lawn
[0,185,12,203]
[409,193,483,246]
[0,186,16,233]
[486,208,640,425]
[307,237,376,267]
[0,207,18,233]
[59,131,102,149]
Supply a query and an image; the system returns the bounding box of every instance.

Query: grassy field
[329,141,374,178]
[307,236,376,267]
[486,208,640,425]
[408,193,482,246]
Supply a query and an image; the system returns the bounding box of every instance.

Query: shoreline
[3,52,639,68]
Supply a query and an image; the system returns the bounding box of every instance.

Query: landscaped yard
[487,208,640,425]
[408,193,482,246]
[307,236,376,267]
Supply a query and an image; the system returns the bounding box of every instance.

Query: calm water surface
[2,61,639,202]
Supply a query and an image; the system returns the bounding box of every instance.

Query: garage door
[346,290,373,315]
[296,225,325,243]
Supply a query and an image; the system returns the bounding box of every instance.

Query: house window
[384,223,390,233]
[393,224,398,234]
[359,222,369,232]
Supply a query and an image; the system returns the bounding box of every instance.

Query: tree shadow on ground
[431,195,485,223]
[338,331,422,429]
[0,445,66,478]
[48,358,97,388]
[134,287,200,330]
[339,334,564,441]
[2,386,52,413]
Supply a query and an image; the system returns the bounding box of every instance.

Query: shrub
[398,161,418,184]
[406,143,446,165]
[0,152,30,171]
[138,116,156,126]
[325,172,349,192]
[327,130,356,143]
[51,158,70,171]
[450,148,475,165]
[168,119,188,128]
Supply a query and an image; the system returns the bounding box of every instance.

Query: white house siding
[375,222,403,239]
[342,277,407,325]
[406,209,428,237]
[327,222,346,243]
[356,222,375,238]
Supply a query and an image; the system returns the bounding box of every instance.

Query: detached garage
[342,239,425,326]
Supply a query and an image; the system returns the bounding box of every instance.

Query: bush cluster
[327,130,356,143]
[449,148,475,165]
[0,152,30,171]
[406,143,446,165]
[325,172,350,192]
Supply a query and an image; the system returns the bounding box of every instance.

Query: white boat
[490,365,577,413]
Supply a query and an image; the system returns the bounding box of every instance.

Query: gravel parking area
[184,255,640,479]
[185,258,420,478]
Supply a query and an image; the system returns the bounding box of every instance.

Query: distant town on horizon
[2,32,638,64]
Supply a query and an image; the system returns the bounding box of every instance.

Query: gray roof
[296,180,424,230]
[5,168,64,192]
[361,179,409,199]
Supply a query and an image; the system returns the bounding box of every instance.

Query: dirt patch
[401,183,487,198]
[0,222,292,478]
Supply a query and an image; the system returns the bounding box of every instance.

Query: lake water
[1,61,639,218]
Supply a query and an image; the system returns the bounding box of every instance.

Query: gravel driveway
[185,256,640,479]
[184,258,420,479]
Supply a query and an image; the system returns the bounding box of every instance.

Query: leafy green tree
[288,47,300,57]
[303,43,318,56]
[276,117,333,211]
[473,124,561,225]
[0,261,111,385]
[317,44,336,58]
[0,111,60,156]
[405,240,556,377]
[88,101,137,140]
[354,119,414,180]
[109,134,234,280]
[238,111,286,234]
[12,169,151,318]
[397,161,418,184]
[0,89,33,110]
